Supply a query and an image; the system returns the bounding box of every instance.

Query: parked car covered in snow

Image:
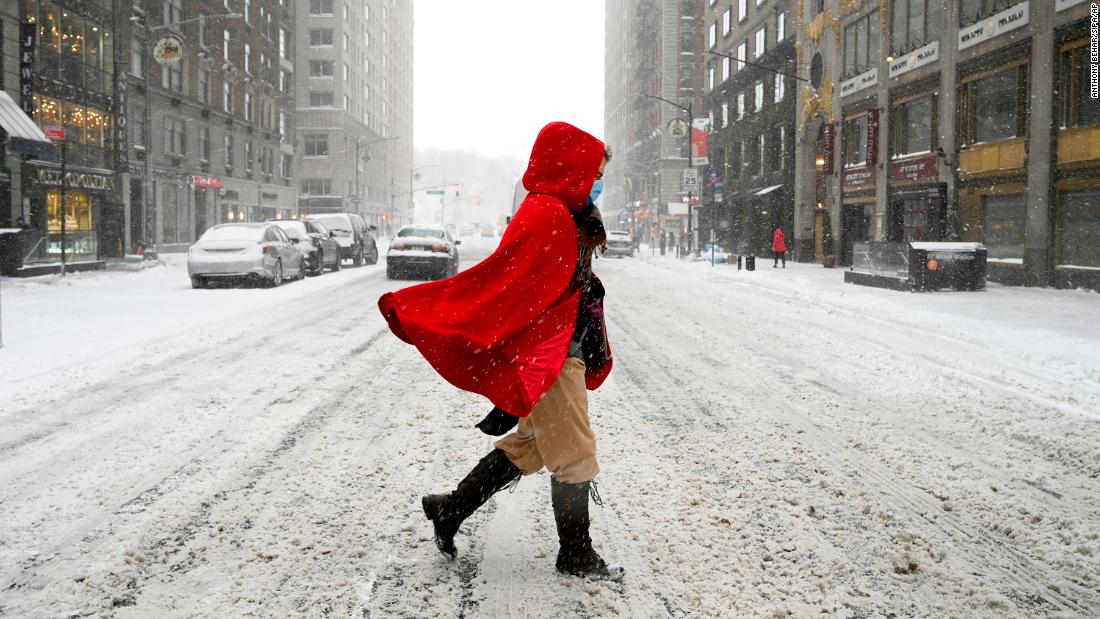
[304,213,378,266]
[387,225,460,280]
[604,230,636,258]
[267,219,341,275]
[187,223,306,288]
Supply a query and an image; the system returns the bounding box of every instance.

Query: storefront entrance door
[841,204,872,266]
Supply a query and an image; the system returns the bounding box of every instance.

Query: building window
[310,0,334,14]
[131,39,144,78]
[723,9,732,36]
[244,43,251,74]
[263,146,274,175]
[280,70,291,93]
[309,91,334,107]
[891,93,935,157]
[738,0,747,22]
[223,30,231,61]
[343,32,350,51]
[776,126,786,169]
[978,194,1026,260]
[722,57,731,81]
[223,82,234,113]
[1059,43,1100,129]
[279,112,288,142]
[198,13,208,47]
[197,67,210,104]
[244,141,253,175]
[309,29,334,47]
[737,93,745,119]
[279,29,290,60]
[199,126,211,161]
[730,140,743,179]
[755,27,766,58]
[777,12,786,41]
[843,114,869,167]
[736,42,747,70]
[754,81,765,112]
[1059,188,1100,267]
[960,0,1011,28]
[163,0,182,27]
[844,10,880,78]
[721,102,729,128]
[709,23,716,49]
[244,0,251,23]
[282,154,293,178]
[224,134,234,170]
[960,64,1028,146]
[244,92,253,121]
[747,134,763,176]
[304,134,329,157]
[302,178,333,195]
[708,64,715,91]
[343,63,350,80]
[162,59,182,92]
[774,73,785,102]
[309,59,334,76]
[891,0,943,55]
[164,117,186,155]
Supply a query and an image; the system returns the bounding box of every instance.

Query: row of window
[716,74,787,127]
[709,10,785,56]
[24,3,116,96]
[838,46,1098,166]
[309,0,370,20]
[710,126,788,182]
[136,116,291,179]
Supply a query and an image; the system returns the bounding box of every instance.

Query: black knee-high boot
[421,448,521,559]
[551,477,625,581]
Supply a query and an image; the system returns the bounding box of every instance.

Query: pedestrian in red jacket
[772,227,787,268]
[378,122,623,581]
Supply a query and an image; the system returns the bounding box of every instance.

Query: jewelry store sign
[36,168,115,192]
[840,68,878,97]
[958,1,1029,51]
[889,41,940,79]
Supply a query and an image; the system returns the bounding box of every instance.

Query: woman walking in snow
[377,122,623,581]
[772,226,787,268]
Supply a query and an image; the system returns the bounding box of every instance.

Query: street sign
[681,168,699,192]
[44,126,65,141]
[426,190,445,195]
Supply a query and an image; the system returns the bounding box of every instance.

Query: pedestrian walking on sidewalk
[378,121,623,581]
[659,229,666,255]
[772,227,787,268]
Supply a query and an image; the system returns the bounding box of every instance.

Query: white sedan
[187,223,306,288]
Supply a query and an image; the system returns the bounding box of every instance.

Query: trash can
[745,255,756,271]
[908,242,987,291]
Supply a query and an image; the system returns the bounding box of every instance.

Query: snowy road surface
[1,241,1099,617]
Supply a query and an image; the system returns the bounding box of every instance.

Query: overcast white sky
[413,0,605,159]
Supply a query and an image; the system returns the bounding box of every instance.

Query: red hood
[522,122,605,213]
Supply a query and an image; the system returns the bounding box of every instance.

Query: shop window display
[1060,189,1100,268]
[981,194,1026,260]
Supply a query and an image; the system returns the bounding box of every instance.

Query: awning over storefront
[754,184,784,196]
[0,91,53,158]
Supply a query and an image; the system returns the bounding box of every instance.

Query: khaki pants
[495,357,599,483]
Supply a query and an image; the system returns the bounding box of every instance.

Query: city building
[702,0,796,255]
[604,0,705,247]
[792,0,1099,289]
[295,0,413,236]
[3,0,122,269]
[119,0,299,253]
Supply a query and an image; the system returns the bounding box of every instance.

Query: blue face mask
[589,179,604,204]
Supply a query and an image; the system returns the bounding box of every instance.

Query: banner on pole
[691,118,710,166]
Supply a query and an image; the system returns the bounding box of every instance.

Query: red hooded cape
[772,228,787,252]
[377,122,611,417]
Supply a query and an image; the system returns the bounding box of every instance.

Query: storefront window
[1060,44,1100,129]
[47,191,94,233]
[981,194,1025,260]
[961,64,1028,145]
[891,94,934,157]
[29,2,112,92]
[843,115,868,167]
[1060,189,1100,268]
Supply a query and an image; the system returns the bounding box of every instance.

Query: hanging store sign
[1055,0,1086,11]
[20,23,36,117]
[867,108,880,166]
[958,2,1029,51]
[890,155,938,183]
[668,118,689,138]
[153,36,184,65]
[839,68,878,97]
[842,167,875,190]
[193,175,223,188]
[691,118,710,166]
[889,40,940,79]
[35,168,115,191]
[822,123,836,176]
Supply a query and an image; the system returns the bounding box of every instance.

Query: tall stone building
[702,0,796,256]
[793,0,1099,289]
[119,0,299,252]
[604,0,705,247]
[295,0,413,236]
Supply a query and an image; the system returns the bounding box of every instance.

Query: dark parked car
[387,225,460,280]
[267,219,341,275]
[304,213,378,266]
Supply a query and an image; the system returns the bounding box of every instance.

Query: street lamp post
[133,7,242,251]
[639,94,693,255]
[353,134,398,221]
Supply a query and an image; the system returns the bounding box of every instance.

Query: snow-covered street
[1,242,1099,617]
